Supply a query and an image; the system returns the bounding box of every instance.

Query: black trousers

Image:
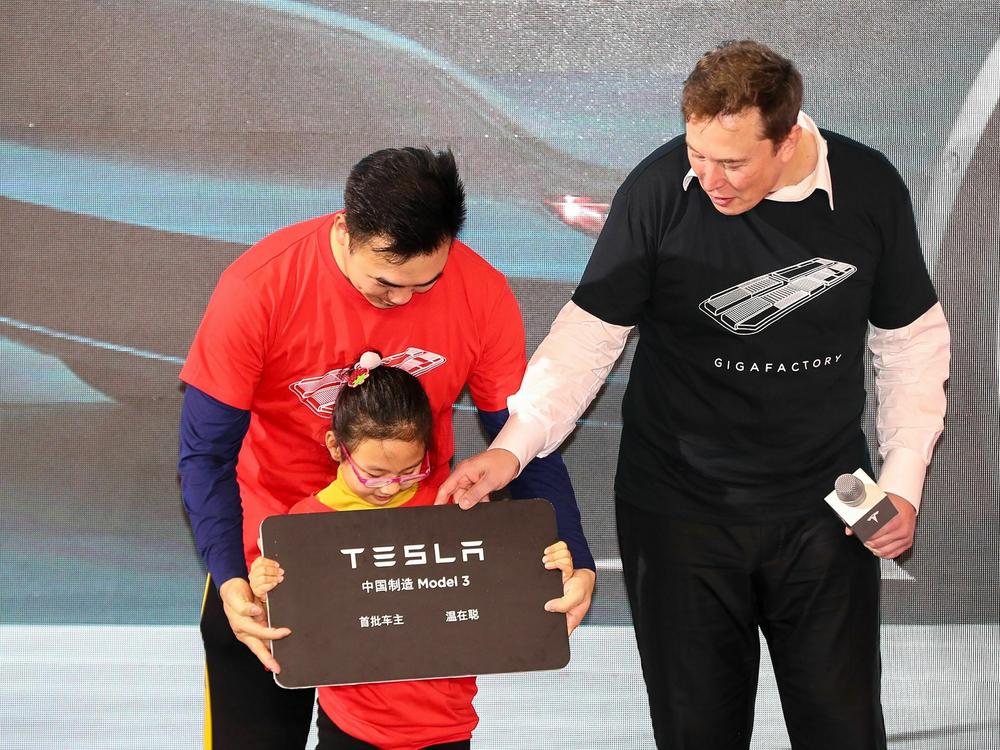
[617,499,887,750]
[315,709,471,750]
[200,577,315,749]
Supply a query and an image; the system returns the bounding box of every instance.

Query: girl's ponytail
[333,351,434,452]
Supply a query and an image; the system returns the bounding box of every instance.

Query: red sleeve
[399,480,440,508]
[289,495,332,514]
[180,270,268,410]
[465,278,527,412]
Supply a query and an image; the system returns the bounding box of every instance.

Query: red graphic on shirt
[289,348,447,417]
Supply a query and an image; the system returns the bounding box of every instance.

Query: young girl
[250,351,573,750]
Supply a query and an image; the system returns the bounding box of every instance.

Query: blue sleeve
[178,384,251,587]
[477,409,596,571]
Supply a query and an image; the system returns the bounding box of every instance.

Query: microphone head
[835,474,866,507]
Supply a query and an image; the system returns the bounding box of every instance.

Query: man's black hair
[333,358,434,453]
[344,147,466,260]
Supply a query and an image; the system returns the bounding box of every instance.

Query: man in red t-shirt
[178,147,596,750]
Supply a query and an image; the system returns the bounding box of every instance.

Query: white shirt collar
[681,111,834,210]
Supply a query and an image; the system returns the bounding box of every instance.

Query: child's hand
[542,540,573,583]
[542,540,594,635]
[249,556,284,601]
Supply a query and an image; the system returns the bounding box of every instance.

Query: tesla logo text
[340,541,485,569]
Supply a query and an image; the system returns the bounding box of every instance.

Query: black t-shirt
[572,130,938,523]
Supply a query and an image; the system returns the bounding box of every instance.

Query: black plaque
[260,499,570,688]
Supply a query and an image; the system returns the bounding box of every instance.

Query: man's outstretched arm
[179,385,290,671]
[437,301,632,507]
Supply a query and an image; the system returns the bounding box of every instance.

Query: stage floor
[2,623,996,749]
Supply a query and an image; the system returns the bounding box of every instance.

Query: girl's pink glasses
[340,445,432,489]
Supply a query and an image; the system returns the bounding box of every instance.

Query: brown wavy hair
[682,40,803,145]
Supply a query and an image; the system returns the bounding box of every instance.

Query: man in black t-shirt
[438,41,949,749]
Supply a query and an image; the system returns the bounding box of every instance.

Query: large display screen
[2,1,997,747]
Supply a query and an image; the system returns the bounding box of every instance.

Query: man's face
[685,108,797,216]
[342,234,450,309]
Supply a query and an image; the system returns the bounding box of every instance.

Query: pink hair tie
[346,351,383,388]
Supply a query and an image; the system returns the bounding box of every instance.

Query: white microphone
[824,469,898,542]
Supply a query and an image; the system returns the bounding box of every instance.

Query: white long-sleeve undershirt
[491,300,949,512]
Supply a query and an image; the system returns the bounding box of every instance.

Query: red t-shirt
[180,212,526,569]
[290,489,478,749]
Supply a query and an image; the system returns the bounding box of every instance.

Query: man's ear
[777,123,802,162]
[325,431,343,462]
[331,212,351,251]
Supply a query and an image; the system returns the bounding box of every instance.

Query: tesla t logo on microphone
[825,469,899,544]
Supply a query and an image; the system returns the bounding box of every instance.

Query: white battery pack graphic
[699,258,856,335]
[289,347,447,417]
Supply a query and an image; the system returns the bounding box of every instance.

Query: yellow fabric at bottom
[201,575,213,750]
[314,465,418,511]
